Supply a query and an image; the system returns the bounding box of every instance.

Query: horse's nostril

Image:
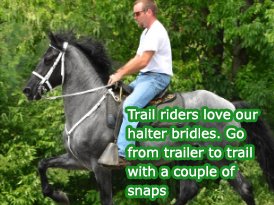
[23,87,31,95]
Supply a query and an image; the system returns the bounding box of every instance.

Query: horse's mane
[49,31,112,84]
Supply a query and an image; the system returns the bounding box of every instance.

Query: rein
[45,85,113,100]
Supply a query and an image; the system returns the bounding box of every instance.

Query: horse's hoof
[52,190,70,205]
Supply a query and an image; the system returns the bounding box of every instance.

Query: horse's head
[23,33,69,100]
[23,32,112,100]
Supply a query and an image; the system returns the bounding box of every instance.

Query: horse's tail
[233,101,274,190]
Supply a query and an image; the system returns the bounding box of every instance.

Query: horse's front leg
[38,153,84,205]
[92,162,113,205]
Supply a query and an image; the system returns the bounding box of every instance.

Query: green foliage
[0,0,274,204]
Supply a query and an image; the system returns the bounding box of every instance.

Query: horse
[23,32,274,205]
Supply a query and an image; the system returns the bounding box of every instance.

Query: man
[108,0,173,167]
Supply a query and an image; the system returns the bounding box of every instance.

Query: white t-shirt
[137,20,173,76]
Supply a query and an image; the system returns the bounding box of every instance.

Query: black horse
[23,32,274,205]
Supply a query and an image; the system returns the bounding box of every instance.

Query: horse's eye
[44,56,53,66]
[44,52,57,66]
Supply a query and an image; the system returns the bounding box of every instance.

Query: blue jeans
[117,72,171,157]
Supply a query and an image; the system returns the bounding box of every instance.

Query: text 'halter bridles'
[32,42,68,90]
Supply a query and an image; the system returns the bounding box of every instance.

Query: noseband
[32,42,68,91]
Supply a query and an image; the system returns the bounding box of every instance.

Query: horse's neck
[62,46,106,126]
[63,46,103,92]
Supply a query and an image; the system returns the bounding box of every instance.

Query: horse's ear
[48,32,57,45]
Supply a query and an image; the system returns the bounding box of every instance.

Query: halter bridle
[32,42,116,100]
[32,42,68,91]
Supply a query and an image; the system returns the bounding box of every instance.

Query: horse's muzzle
[23,87,32,99]
[23,86,42,100]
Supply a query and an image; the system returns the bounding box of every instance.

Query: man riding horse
[103,0,173,168]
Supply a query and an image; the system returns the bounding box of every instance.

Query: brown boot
[100,156,131,169]
[117,156,131,167]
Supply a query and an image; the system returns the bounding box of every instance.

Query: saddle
[106,81,177,130]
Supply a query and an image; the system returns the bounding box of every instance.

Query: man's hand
[107,51,154,85]
[108,72,123,85]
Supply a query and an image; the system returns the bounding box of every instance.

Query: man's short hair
[134,0,158,16]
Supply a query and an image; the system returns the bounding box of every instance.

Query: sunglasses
[133,10,146,17]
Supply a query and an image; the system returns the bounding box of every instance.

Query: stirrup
[98,142,119,166]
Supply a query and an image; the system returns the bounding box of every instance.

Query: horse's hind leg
[175,179,199,205]
[228,171,255,205]
[38,153,84,205]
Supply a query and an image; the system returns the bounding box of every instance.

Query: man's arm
[108,51,154,85]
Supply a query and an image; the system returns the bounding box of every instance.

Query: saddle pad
[139,93,185,128]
